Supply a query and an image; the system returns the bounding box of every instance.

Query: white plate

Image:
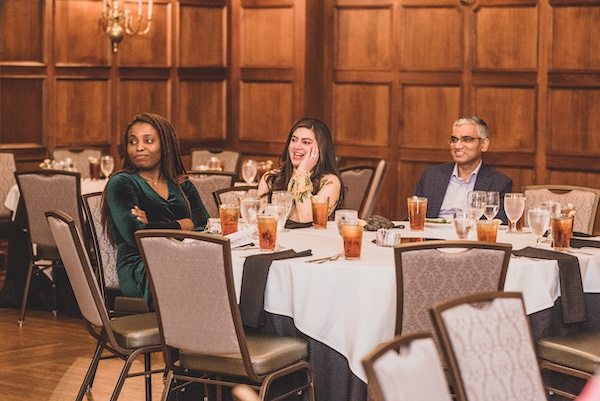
[425,222,454,229]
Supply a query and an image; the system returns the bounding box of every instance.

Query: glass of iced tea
[476,219,500,242]
[407,196,427,231]
[341,219,363,260]
[551,213,573,250]
[88,157,101,180]
[311,195,330,229]
[219,203,239,236]
[258,213,279,251]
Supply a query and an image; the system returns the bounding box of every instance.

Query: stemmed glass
[527,206,551,247]
[467,191,487,221]
[100,155,115,179]
[483,191,500,221]
[271,191,293,226]
[240,196,262,227]
[453,210,475,240]
[504,193,526,233]
[540,200,561,243]
[241,160,258,185]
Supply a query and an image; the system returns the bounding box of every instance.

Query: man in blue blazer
[414,116,513,223]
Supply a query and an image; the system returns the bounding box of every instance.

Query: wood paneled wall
[1,0,599,232]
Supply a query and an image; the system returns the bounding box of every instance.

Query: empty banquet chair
[45,211,162,401]
[15,170,84,325]
[213,185,259,209]
[135,230,315,401]
[361,333,453,401]
[0,151,17,268]
[187,171,237,218]
[82,192,149,315]
[522,185,600,235]
[190,148,242,174]
[429,291,547,401]
[51,147,102,179]
[340,159,387,219]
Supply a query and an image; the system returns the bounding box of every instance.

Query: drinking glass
[335,209,359,236]
[476,220,500,242]
[527,206,551,247]
[240,196,262,227]
[551,212,573,250]
[100,155,115,178]
[467,191,487,221]
[264,204,287,232]
[540,200,561,243]
[271,191,293,223]
[504,193,526,233]
[258,214,278,251]
[311,196,330,229]
[241,160,258,185]
[453,210,475,240]
[219,203,240,235]
[341,219,363,260]
[407,196,427,231]
[483,191,500,221]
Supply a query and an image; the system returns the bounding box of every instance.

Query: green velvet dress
[105,172,209,305]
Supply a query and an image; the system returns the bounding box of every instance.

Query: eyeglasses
[448,136,482,145]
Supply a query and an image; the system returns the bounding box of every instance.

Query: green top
[105,172,209,305]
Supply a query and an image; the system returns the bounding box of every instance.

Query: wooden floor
[0,307,166,401]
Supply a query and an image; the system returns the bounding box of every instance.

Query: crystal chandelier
[101,0,153,53]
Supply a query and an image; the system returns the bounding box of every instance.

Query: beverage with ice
[341,220,363,260]
[483,191,499,220]
[258,214,278,251]
[407,196,427,231]
[219,204,239,235]
[240,197,261,226]
[476,220,499,242]
[551,214,573,250]
[241,160,258,184]
[453,211,474,239]
[311,195,329,229]
[504,193,525,233]
[528,207,550,246]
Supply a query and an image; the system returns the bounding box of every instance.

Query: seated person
[257,117,344,223]
[413,116,513,223]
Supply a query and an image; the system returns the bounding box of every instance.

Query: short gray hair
[453,116,489,139]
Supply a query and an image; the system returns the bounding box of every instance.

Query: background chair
[213,185,259,209]
[15,170,84,325]
[136,230,315,401]
[46,210,162,401]
[190,148,242,174]
[82,192,149,315]
[0,152,17,269]
[340,159,387,219]
[51,147,102,180]
[522,185,600,235]
[429,291,547,401]
[361,333,453,401]
[187,171,237,218]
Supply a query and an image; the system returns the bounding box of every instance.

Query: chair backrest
[187,172,237,218]
[51,147,102,179]
[82,192,120,292]
[213,186,259,209]
[362,333,453,401]
[394,240,511,336]
[136,230,257,378]
[0,152,17,218]
[15,170,84,255]
[429,291,547,401]
[340,159,387,219]
[190,149,242,174]
[522,185,600,235]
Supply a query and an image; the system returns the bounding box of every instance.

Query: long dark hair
[266,117,344,205]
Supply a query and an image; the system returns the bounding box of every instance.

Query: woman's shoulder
[107,172,139,189]
[320,172,340,184]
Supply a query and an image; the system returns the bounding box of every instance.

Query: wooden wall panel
[0,0,44,62]
[180,5,227,67]
[117,79,170,139]
[55,0,109,65]
[178,79,226,141]
[401,85,460,149]
[473,86,536,152]
[551,6,600,70]
[239,82,293,142]
[240,7,294,67]
[334,7,392,70]
[400,6,462,71]
[119,2,171,66]
[0,78,45,145]
[54,79,110,145]
[333,83,390,147]
[475,5,538,70]
[549,88,600,155]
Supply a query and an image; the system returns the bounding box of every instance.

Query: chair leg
[110,349,151,401]
[145,353,152,401]
[17,262,34,326]
[160,370,174,401]
[77,341,104,401]
[51,265,58,316]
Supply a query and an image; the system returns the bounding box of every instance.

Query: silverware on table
[305,253,343,263]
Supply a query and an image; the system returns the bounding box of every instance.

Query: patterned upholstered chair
[187,171,237,218]
[213,185,259,209]
[190,148,242,174]
[340,159,387,219]
[362,333,453,401]
[135,230,315,401]
[0,152,17,268]
[522,185,600,235]
[429,291,547,401]
[51,147,102,180]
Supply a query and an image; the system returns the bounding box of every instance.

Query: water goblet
[527,206,551,247]
[467,191,487,221]
[264,204,287,232]
[100,155,115,179]
[453,210,475,240]
[271,191,293,224]
[540,200,561,243]
[241,160,258,185]
[240,196,262,227]
[335,209,359,236]
[504,193,526,233]
[483,191,500,221]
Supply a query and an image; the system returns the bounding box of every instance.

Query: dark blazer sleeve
[474,164,513,224]
[413,163,454,218]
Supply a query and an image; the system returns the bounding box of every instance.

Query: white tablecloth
[230,222,600,383]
